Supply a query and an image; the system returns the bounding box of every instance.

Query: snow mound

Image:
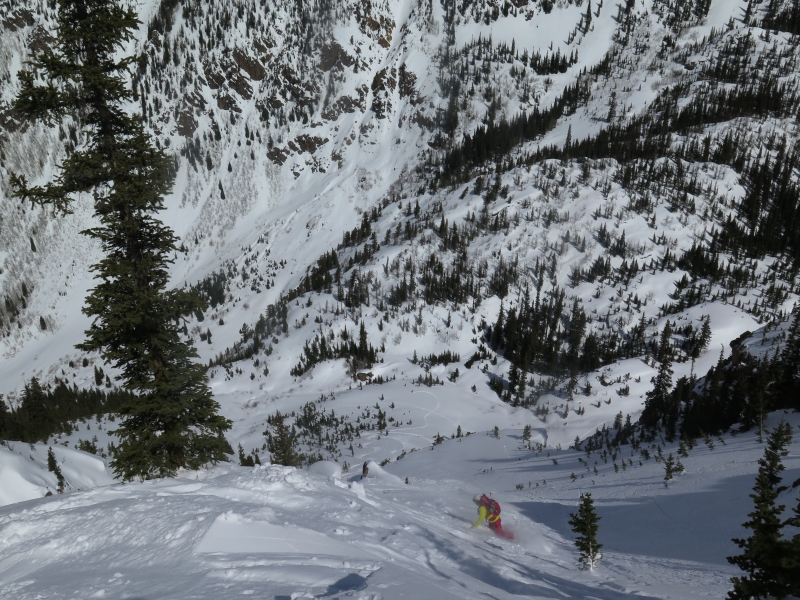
[0,442,113,507]
[356,460,403,484]
[306,460,343,479]
[195,511,376,558]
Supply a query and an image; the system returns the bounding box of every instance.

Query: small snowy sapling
[569,492,602,569]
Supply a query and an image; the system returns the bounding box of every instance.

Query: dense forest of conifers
[642,307,800,441]
[0,379,133,444]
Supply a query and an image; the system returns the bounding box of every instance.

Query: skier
[472,494,514,539]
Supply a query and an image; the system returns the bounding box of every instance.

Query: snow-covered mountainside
[3,0,794,391]
[2,0,800,596]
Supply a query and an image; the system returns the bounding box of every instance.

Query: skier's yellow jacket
[472,504,500,527]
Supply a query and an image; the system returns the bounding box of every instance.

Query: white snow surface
[1,411,799,599]
[0,443,113,507]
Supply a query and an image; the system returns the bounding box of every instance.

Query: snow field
[2,411,798,599]
[0,442,113,507]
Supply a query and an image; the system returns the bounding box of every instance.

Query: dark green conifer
[20,378,49,442]
[47,447,65,493]
[727,422,793,599]
[785,496,800,595]
[267,412,301,467]
[568,492,602,569]
[663,453,676,486]
[12,0,231,481]
[377,408,387,431]
[238,444,255,467]
[771,307,800,411]
[641,324,674,432]
[0,398,8,441]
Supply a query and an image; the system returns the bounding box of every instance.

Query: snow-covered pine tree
[727,422,794,599]
[568,492,603,569]
[12,0,231,481]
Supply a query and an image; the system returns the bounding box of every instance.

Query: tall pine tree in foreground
[12,0,231,481]
[568,492,603,569]
[727,422,795,599]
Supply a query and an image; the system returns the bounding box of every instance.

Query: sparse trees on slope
[727,422,795,599]
[569,492,603,569]
[12,0,231,481]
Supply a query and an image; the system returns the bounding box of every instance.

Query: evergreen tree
[678,438,689,458]
[565,298,586,372]
[19,378,49,442]
[663,453,676,486]
[639,323,677,433]
[771,307,800,411]
[697,316,712,356]
[238,443,255,467]
[1,379,133,445]
[522,424,532,442]
[727,422,794,599]
[0,398,8,441]
[785,495,800,595]
[267,412,301,467]
[47,447,65,493]
[12,0,231,481]
[607,92,617,123]
[569,493,603,569]
[377,407,387,432]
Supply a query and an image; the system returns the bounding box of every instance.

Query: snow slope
[0,442,113,506]
[1,411,798,599]
[1,0,800,595]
